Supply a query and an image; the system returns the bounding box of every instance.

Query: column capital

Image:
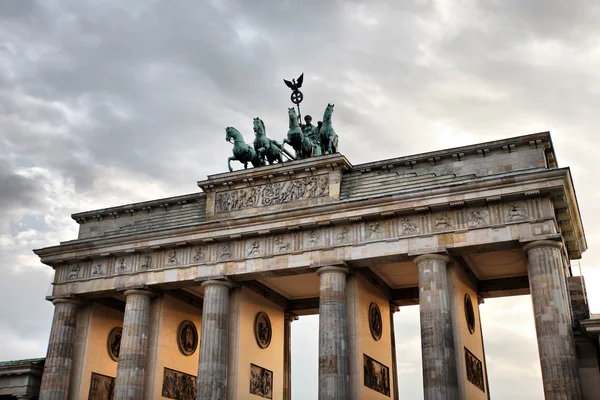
[523,239,563,253]
[316,265,350,276]
[51,297,81,306]
[413,253,450,264]
[123,288,154,298]
[284,312,299,323]
[200,279,233,289]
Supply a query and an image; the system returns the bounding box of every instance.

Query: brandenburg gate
[32,76,599,400]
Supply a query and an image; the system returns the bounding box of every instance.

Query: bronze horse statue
[225,127,264,172]
[252,117,294,165]
[320,103,338,155]
[283,108,314,159]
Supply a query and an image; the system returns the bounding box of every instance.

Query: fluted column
[524,240,582,399]
[284,313,298,400]
[317,266,349,400]
[196,280,233,400]
[390,304,400,400]
[114,289,153,400]
[39,298,79,400]
[414,254,458,400]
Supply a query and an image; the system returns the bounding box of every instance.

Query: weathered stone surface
[283,313,298,400]
[524,240,582,399]
[414,254,458,400]
[39,299,79,400]
[196,280,232,400]
[114,289,153,400]
[317,266,349,400]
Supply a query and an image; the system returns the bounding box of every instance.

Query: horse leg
[228,156,236,172]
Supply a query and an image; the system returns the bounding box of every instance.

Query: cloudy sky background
[1,0,599,398]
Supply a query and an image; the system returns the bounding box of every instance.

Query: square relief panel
[164,249,185,267]
[65,262,86,281]
[190,246,208,263]
[138,254,155,271]
[334,225,354,245]
[433,212,454,231]
[245,239,264,258]
[272,235,293,253]
[303,229,323,249]
[91,261,107,277]
[114,256,133,274]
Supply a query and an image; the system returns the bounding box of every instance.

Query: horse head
[225,126,242,143]
[288,108,298,127]
[253,117,266,136]
[323,103,335,122]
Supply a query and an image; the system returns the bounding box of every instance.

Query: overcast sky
[1,1,599,399]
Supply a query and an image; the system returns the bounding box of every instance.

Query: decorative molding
[56,200,556,283]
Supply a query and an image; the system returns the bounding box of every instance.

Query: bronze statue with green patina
[225,127,265,172]
[320,103,338,155]
[283,108,316,159]
[252,117,294,164]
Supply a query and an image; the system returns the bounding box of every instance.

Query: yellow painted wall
[150,294,202,399]
[448,265,489,400]
[354,275,395,399]
[233,287,284,400]
[72,303,123,399]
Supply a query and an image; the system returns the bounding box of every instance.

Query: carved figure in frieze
[214,175,329,214]
[307,230,320,247]
[247,241,261,256]
[220,243,232,259]
[117,258,128,272]
[92,263,105,276]
[140,256,152,269]
[400,217,418,234]
[193,247,206,262]
[367,223,382,239]
[435,213,453,229]
[337,227,350,243]
[167,250,178,265]
[469,209,487,227]
[507,203,528,221]
[68,265,81,280]
[274,237,290,252]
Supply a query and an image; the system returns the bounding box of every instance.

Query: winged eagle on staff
[283,73,304,92]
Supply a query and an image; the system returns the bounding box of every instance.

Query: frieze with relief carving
[215,175,329,213]
[57,199,555,283]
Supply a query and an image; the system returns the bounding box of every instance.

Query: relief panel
[215,174,329,214]
[161,367,196,400]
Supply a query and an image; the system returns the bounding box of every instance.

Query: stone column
[114,289,153,400]
[524,240,582,399]
[284,312,298,400]
[39,298,80,400]
[196,280,233,400]
[316,266,349,400]
[389,304,400,400]
[414,254,458,400]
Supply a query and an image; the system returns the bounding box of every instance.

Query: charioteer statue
[225,73,339,171]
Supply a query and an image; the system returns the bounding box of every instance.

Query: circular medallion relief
[464,294,476,335]
[107,327,122,361]
[369,302,383,341]
[254,312,272,349]
[177,320,199,356]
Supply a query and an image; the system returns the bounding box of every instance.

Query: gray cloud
[1,1,600,398]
